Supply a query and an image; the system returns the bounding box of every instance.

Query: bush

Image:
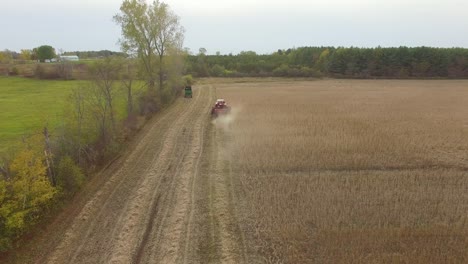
[161,85,177,105]
[56,156,85,196]
[183,74,193,86]
[138,92,160,116]
[210,64,225,77]
[34,64,44,79]
[0,149,57,252]
[272,64,289,77]
[9,67,19,76]
[34,64,61,79]
[287,67,301,77]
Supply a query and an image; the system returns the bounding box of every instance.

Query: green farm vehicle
[184,86,192,98]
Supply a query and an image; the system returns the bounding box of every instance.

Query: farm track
[18,83,254,264]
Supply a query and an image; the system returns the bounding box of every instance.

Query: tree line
[187,46,468,78]
[0,0,185,252]
[62,50,127,59]
[0,48,126,64]
[3,45,468,80]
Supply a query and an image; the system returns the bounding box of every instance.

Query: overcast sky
[2,0,468,54]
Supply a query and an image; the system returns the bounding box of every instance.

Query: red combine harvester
[211,99,231,117]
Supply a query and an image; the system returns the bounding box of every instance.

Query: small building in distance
[59,55,79,62]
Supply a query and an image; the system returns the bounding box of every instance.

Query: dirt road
[16,84,254,263]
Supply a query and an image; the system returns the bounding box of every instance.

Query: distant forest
[2,46,468,79]
[186,47,468,79]
[62,50,127,59]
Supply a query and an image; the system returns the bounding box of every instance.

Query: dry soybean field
[213,78,468,263]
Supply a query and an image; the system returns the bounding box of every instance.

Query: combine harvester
[211,99,231,118]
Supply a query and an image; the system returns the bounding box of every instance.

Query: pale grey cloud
[1,0,467,54]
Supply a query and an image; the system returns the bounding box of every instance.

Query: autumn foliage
[0,148,57,250]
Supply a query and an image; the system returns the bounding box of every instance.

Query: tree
[316,49,330,72]
[199,47,207,55]
[89,57,123,131]
[153,2,184,91]
[9,149,56,212]
[0,50,13,63]
[121,59,139,115]
[20,49,32,60]
[196,48,209,77]
[211,64,225,77]
[0,148,57,250]
[66,87,88,165]
[35,45,56,62]
[114,0,184,95]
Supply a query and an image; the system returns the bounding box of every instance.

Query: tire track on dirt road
[136,85,213,263]
[46,86,204,264]
[182,121,206,264]
[109,85,210,263]
[105,86,208,264]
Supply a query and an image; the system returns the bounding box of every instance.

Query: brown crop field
[213,79,468,263]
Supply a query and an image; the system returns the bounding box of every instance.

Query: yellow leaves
[5,211,27,231]
[20,49,32,60]
[319,49,330,61]
[10,149,47,183]
[9,149,56,210]
[0,148,57,249]
[0,51,12,63]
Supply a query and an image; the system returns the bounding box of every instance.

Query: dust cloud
[211,106,242,131]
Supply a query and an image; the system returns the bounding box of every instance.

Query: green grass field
[0,76,147,153]
[0,77,85,152]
